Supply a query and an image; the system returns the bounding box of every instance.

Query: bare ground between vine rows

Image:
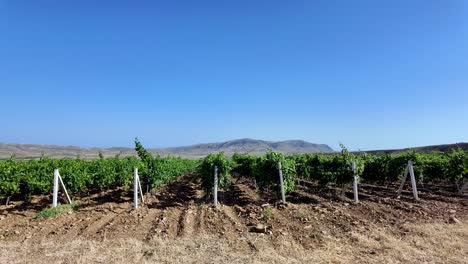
[1,174,467,263]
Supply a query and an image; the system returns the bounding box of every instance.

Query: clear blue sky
[1,1,467,151]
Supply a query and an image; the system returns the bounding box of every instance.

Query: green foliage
[360,150,466,184]
[1,144,467,202]
[419,152,448,183]
[0,157,21,198]
[149,156,198,188]
[0,156,146,198]
[261,205,274,222]
[386,150,422,182]
[448,149,468,183]
[35,203,78,219]
[199,152,234,193]
[294,145,363,187]
[290,154,308,179]
[253,150,296,194]
[134,137,153,161]
[290,147,467,187]
[0,139,196,200]
[325,144,363,186]
[360,154,391,184]
[232,153,258,178]
[134,138,198,189]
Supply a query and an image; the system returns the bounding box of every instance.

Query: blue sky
[1,1,467,151]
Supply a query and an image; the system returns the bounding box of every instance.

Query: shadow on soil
[149,174,205,209]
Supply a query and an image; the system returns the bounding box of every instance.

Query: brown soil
[1,174,467,263]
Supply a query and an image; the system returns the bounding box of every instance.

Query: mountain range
[0,138,334,159]
[2,139,467,160]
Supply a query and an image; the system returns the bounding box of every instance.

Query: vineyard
[1,142,468,207]
[197,147,467,203]
[0,139,198,202]
[1,143,468,263]
[3,144,467,203]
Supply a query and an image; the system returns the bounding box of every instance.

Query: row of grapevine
[199,148,468,196]
[293,144,364,187]
[0,156,143,199]
[0,139,198,201]
[199,151,297,196]
[359,149,468,184]
[198,151,297,195]
[2,144,467,202]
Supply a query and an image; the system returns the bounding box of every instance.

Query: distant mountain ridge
[358,142,468,155]
[157,138,334,157]
[0,138,334,159]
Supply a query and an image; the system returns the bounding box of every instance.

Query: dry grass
[1,221,467,264]
[345,222,468,263]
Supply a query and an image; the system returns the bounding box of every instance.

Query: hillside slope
[0,139,334,159]
[158,138,333,157]
[360,142,468,154]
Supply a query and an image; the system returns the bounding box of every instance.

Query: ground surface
[1,173,467,263]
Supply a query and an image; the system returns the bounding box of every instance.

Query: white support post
[397,161,419,200]
[397,162,410,198]
[58,173,72,204]
[134,168,138,209]
[278,162,286,204]
[137,173,145,204]
[214,166,218,207]
[352,161,359,203]
[52,169,73,208]
[408,161,419,200]
[53,169,59,208]
[460,182,468,194]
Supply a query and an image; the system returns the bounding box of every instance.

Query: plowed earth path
[1,173,467,263]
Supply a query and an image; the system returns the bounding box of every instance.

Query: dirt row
[1,173,467,252]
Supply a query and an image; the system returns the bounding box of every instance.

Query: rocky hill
[0,138,334,159]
